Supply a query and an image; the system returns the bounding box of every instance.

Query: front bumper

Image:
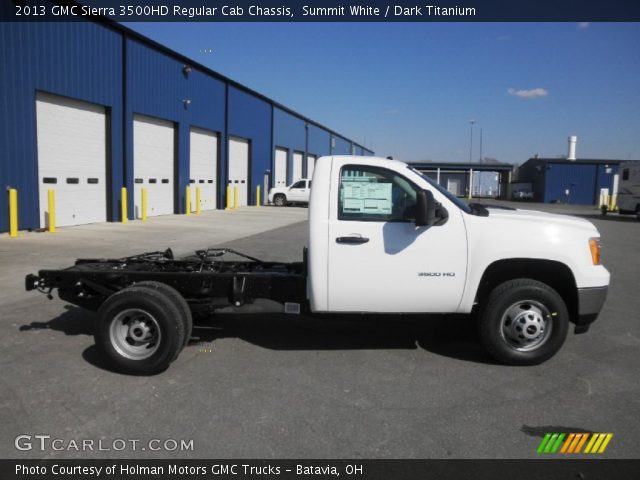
[574,286,609,334]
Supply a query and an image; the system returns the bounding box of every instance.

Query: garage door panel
[133,114,175,218]
[36,93,107,228]
[190,127,218,211]
[229,138,249,207]
[293,151,303,181]
[275,148,287,187]
[307,154,316,179]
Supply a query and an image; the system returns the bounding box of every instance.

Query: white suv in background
[268,179,311,206]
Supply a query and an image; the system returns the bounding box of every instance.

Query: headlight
[589,237,601,265]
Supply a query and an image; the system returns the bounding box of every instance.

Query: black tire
[133,281,192,349]
[635,205,640,221]
[95,286,185,375]
[478,279,569,366]
[274,194,286,207]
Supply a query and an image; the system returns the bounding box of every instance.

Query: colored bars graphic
[537,433,613,454]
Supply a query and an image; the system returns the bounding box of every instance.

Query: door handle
[336,236,369,245]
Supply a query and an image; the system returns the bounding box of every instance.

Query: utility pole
[469,119,475,163]
[479,128,483,163]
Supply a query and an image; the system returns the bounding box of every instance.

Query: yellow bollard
[47,189,56,233]
[141,188,147,222]
[121,187,128,223]
[195,187,201,215]
[225,185,233,210]
[185,186,191,216]
[256,185,261,207]
[234,186,239,209]
[8,188,18,238]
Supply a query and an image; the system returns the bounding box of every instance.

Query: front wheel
[478,279,569,365]
[95,286,185,375]
[273,194,286,207]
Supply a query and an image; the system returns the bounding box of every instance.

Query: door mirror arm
[415,190,437,227]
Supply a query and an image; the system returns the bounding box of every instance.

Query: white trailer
[616,161,640,219]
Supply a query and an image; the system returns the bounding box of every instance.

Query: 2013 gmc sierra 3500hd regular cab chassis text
[25,156,610,375]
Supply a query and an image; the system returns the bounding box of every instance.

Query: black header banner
[3,0,640,22]
[3,459,640,480]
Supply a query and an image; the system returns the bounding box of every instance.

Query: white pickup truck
[268,179,311,206]
[26,156,610,374]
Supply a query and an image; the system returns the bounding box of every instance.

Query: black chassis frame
[25,248,308,315]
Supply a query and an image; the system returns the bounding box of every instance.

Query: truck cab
[268,179,311,206]
[308,155,610,364]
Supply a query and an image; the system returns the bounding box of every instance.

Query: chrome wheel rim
[109,308,161,360]
[500,300,552,351]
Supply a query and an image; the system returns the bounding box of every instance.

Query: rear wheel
[635,205,640,220]
[95,286,185,375]
[133,281,192,349]
[274,194,286,207]
[478,279,569,365]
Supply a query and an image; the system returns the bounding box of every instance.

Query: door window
[290,180,305,189]
[338,165,418,222]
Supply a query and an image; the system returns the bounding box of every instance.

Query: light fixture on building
[182,65,192,77]
[182,98,192,109]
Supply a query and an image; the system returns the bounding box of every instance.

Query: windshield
[409,167,472,214]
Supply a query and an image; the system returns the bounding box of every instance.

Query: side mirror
[415,190,436,227]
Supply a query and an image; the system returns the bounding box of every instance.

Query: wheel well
[476,259,578,323]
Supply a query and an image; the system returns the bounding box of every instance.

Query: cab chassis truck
[25,156,610,375]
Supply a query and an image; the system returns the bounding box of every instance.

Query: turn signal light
[589,238,601,265]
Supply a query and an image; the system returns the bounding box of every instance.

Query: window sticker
[342,181,392,215]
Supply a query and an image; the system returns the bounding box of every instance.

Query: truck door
[327,163,467,313]
[287,180,307,202]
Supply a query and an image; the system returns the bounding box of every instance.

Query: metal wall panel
[0,21,122,232]
[307,124,331,159]
[594,163,619,197]
[543,163,597,204]
[273,108,305,184]
[227,87,271,206]
[0,20,370,231]
[362,148,375,156]
[332,135,351,155]
[125,39,226,215]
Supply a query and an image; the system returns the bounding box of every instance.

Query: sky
[124,22,640,164]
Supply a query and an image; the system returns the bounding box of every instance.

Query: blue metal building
[0,20,373,233]
[517,158,621,204]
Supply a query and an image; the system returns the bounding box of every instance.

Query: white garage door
[133,114,175,218]
[190,127,218,211]
[293,151,303,181]
[228,137,249,207]
[306,154,317,180]
[275,147,287,187]
[447,178,461,196]
[36,92,107,228]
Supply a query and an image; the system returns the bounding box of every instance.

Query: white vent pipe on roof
[568,135,577,161]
